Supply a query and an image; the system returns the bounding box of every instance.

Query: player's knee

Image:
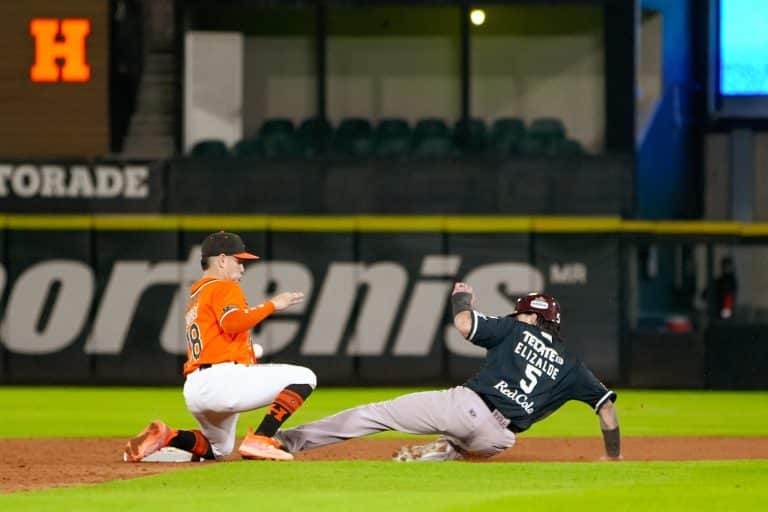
[296,366,317,388]
[289,366,317,389]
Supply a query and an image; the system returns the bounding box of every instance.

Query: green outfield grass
[1,460,767,511]
[0,387,767,438]
[1,387,767,510]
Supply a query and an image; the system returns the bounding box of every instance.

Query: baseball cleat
[238,428,294,461]
[392,439,463,462]
[123,420,175,462]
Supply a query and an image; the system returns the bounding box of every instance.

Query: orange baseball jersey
[183,277,275,376]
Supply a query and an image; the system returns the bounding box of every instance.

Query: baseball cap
[201,231,260,260]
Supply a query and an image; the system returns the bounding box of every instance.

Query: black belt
[477,393,522,433]
[198,362,238,371]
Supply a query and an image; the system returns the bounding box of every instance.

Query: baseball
[252,343,264,358]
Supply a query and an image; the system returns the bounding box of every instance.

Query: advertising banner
[355,232,447,383]
[262,230,357,382]
[0,223,621,385]
[0,231,4,377]
[3,229,93,382]
[445,232,532,381]
[0,161,165,213]
[533,234,621,380]
[3,157,633,216]
[89,230,183,384]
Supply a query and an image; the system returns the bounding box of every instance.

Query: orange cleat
[238,428,294,461]
[123,420,176,462]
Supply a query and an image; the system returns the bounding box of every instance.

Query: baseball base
[139,447,206,463]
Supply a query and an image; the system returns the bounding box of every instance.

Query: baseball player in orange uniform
[124,231,316,462]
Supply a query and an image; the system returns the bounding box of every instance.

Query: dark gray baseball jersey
[464,311,616,433]
[276,310,615,458]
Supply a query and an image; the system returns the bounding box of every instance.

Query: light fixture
[470,9,486,26]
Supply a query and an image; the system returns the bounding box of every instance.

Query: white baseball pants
[183,362,317,458]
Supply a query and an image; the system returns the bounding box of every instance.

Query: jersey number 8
[186,323,203,360]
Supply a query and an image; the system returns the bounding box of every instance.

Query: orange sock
[255,384,313,437]
[168,429,214,459]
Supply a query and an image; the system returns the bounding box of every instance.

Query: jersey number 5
[520,364,543,394]
[186,323,202,360]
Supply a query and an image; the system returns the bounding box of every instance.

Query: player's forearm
[452,290,474,338]
[599,400,619,430]
[453,311,472,338]
[220,302,276,334]
[598,401,621,458]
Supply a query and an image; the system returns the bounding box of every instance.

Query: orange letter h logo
[30,18,91,82]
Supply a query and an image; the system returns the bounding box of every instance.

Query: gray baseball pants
[275,386,517,457]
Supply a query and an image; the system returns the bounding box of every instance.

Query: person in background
[705,257,738,320]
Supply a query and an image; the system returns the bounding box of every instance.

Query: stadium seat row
[189,116,585,159]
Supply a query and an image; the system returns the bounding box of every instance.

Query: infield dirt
[2,436,767,493]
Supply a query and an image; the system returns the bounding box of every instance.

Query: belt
[477,393,522,433]
[198,362,238,371]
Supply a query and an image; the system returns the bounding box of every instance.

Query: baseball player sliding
[124,231,316,462]
[275,282,622,462]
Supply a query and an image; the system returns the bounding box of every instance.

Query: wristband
[601,427,621,458]
[451,292,473,317]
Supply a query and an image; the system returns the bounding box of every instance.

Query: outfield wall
[0,216,620,385]
[1,157,766,388]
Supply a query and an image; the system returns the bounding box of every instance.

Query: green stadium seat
[518,135,547,156]
[490,118,526,156]
[332,118,374,157]
[453,118,487,154]
[528,117,566,144]
[189,139,229,158]
[232,138,263,159]
[374,118,411,158]
[548,138,585,156]
[376,118,410,138]
[258,118,295,137]
[375,137,411,158]
[412,137,453,158]
[337,118,372,138]
[492,118,525,139]
[297,117,333,157]
[261,133,302,158]
[254,118,301,158]
[413,118,450,145]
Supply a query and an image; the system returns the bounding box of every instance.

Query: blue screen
[719,0,768,95]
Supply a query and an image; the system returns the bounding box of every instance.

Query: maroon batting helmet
[512,293,561,325]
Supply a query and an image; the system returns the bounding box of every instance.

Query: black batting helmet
[512,293,561,325]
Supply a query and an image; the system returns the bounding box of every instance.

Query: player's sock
[168,429,215,459]
[255,384,314,438]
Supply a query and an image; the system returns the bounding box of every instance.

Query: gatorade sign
[30,18,91,82]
